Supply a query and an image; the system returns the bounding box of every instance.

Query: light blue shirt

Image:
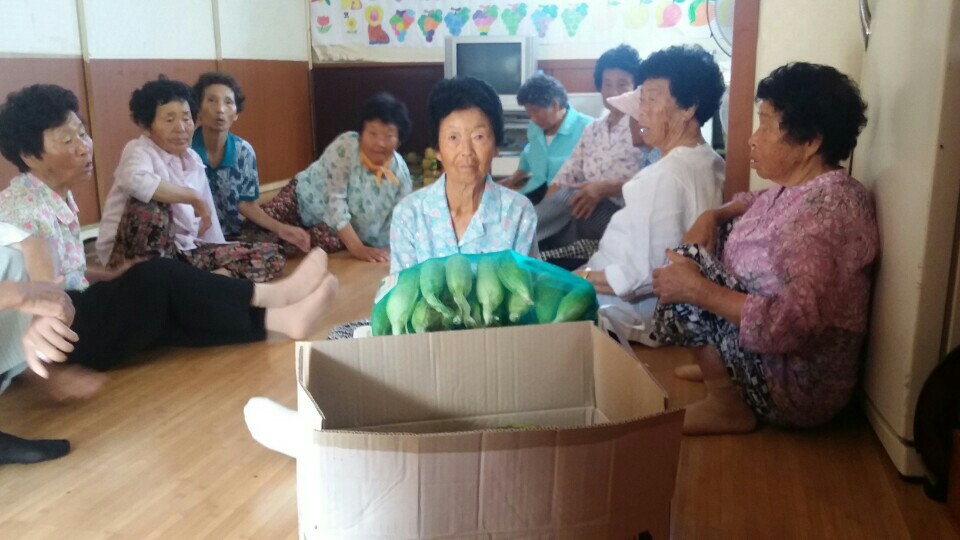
[389,175,538,273]
[518,105,593,194]
[295,132,412,248]
[0,223,31,393]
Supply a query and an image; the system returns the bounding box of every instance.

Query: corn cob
[445,254,475,326]
[553,285,596,323]
[476,256,505,325]
[370,296,391,336]
[419,258,457,321]
[410,297,442,333]
[506,291,533,322]
[534,274,567,323]
[496,255,533,304]
[386,268,420,335]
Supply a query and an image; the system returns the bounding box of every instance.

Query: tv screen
[456,42,523,95]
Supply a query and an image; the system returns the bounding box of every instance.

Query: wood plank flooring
[0,252,957,539]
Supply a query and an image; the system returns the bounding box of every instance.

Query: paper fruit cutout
[561,3,588,37]
[472,5,500,35]
[444,7,471,36]
[390,9,416,41]
[502,3,528,36]
[531,4,558,38]
[658,1,681,28]
[418,9,443,42]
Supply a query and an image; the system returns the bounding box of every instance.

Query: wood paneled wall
[0,57,100,224]
[724,0,760,201]
[540,59,598,93]
[220,59,313,183]
[312,63,445,158]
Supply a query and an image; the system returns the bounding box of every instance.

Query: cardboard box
[295,321,684,539]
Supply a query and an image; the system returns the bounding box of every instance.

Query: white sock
[243,397,299,459]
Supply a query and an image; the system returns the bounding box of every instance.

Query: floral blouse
[192,129,259,237]
[389,175,538,273]
[551,112,660,205]
[0,174,88,291]
[295,132,411,248]
[725,169,880,426]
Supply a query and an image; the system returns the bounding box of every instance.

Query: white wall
[750,0,865,189]
[82,0,216,59]
[0,0,82,56]
[218,0,309,61]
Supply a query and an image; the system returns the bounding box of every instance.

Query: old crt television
[444,36,537,112]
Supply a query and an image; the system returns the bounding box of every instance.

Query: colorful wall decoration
[311,0,715,48]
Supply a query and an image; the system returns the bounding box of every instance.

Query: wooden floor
[0,252,957,539]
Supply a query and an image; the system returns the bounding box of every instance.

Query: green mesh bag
[371,250,598,336]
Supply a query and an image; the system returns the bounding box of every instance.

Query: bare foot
[265,274,339,339]
[24,364,106,402]
[674,364,704,382]
[682,387,757,435]
[253,249,329,308]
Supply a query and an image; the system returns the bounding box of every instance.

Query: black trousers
[66,258,266,371]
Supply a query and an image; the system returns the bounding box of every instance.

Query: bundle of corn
[371,250,598,336]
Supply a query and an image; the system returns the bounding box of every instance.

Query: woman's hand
[22,316,79,379]
[15,279,74,323]
[652,250,706,305]
[348,244,390,263]
[279,225,312,253]
[190,197,213,236]
[568,183,607,220]
[682,210,719,253]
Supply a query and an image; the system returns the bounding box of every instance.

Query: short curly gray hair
[517,73,568,110]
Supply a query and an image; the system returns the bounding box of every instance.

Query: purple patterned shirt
[725,169,879,426]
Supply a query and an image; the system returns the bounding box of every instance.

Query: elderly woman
[650,63,879,434]
[243,77,540,456]
[390,76,538,273]
[190,73,311,252]
[260,92,412,263]
[95,76,283,282]
[0,84,339,373]
[537,44,660,251]
[579,45,726,346]
[499,73,593,205]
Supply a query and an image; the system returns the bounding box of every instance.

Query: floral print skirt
[650,228,782,424]
[108,198,285,283]
[256,179,344,253]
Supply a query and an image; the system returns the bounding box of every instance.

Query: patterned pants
[535,187,621,247]
[256,179,344,253]
[108,199,285,283]
[650,226,781,423]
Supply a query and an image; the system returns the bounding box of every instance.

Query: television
[444,36,538,112]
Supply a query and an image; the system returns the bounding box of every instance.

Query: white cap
[606,88,642,122]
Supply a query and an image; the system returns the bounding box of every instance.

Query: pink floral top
[551,113,660,206]
[725,169,879,426]
[0,174,89,291]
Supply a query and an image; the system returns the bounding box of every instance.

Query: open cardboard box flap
[295,322,683,540]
